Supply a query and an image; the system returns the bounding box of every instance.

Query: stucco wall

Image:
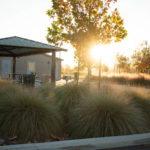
[0,57,12,78]
[0,54,61,81]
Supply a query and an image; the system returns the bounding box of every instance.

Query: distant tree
[61,66,65,73]
[131,50,143,72]
[47,0,127,79]
[102,64,109,73]
[73,63,85,72]
[131,41,150,73]
[64,64,72,73]
[116,54,130,73]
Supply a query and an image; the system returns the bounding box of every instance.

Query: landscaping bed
[0,80,150,146]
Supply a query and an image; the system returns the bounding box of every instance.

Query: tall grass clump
[0,89,64,142]
[54,83,89,121]
[68,86,148,139]
[126,89,150,126]
[0,80,22,97]
[38,83,55,98]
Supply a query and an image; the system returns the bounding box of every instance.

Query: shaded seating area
[0,36,67,86]
[8,73,36,86]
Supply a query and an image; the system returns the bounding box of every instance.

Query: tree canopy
[116,54,130,73]
[47,0,127,68]
[131,41,150,73]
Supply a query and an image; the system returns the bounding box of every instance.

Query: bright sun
[90,44,116,67]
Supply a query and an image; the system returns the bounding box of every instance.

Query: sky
[0,0,150,68]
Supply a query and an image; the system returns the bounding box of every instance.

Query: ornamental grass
[68,86,148,139]
[126,89,150,127]
[0,85,64,142]
[54,83,89,120]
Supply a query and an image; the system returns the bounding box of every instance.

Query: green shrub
[128,76,150,86]
[68,86,148,139]
[91,76,127,84]
[92,75,150,87]
[0,89,64,142]
[110,76,127,84]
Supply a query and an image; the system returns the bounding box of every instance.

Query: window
[27,61,36,74]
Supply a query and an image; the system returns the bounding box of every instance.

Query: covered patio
[0,36,67,85]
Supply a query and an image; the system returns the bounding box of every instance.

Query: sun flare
[90,44,116,67]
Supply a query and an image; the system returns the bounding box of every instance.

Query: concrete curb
[1,133,150,150]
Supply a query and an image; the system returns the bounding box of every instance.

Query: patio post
[51,51,56,86]
[12,57,16,80]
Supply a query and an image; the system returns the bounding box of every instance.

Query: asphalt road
[100,145,150,150]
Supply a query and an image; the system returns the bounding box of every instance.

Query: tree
[64,64,72,73]
[47,0,127,78]
[102,64,109,73]
[131,41,150,73]
[116,54,130,73]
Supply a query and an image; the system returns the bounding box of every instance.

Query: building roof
[44,54,63,61]
[0,36,67,57]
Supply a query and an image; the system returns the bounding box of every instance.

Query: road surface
[100,145,150,150]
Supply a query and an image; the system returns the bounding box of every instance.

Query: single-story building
[0,36,67,83]
[0,54,62,81]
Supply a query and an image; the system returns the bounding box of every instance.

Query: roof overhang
[0,36,67,57]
